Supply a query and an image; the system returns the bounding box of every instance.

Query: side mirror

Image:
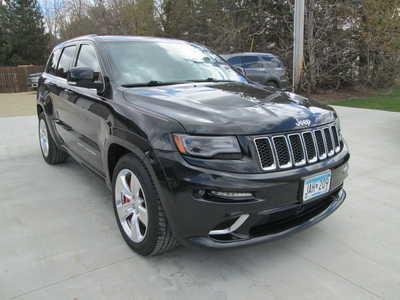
[68,67,102,90]
[233,66,246,77]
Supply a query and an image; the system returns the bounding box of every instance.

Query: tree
[40,0,400,92]
[0,0,49,66]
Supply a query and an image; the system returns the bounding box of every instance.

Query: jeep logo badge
[295,119,312,128]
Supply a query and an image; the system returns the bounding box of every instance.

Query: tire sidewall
[38,113,55,163]
[112,154,160,256]
[266,81,278,88]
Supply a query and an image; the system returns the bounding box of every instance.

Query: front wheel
[112,153,178,256]
[38,113,68,164]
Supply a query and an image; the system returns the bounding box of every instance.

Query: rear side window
[46,48,61,75]
[261,56,273,62]
[261,56,282,68]
[241,56,262,68]
[75,44,101,81]
[56,46,76,78]
[227,56,242,65]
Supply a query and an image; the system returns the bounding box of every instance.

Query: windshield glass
[105,41,246,85]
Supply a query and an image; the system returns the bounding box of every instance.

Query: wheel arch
[105,136,165,192]
[37,104,44,116]
[105,138,180,239]
[265,78,280,88]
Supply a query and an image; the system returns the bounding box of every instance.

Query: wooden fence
[0,65,43,93]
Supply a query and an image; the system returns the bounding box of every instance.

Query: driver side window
[75,44,102,81]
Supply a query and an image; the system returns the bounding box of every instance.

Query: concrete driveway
[1,107,399,300]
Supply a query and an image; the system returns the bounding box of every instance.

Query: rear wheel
[266,81,279,88]
[38,113,68,164]
[112,153,178,256]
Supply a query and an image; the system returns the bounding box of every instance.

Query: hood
[121,82,336,135]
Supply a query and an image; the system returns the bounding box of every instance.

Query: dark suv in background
[37,35,349,256]
[221,52,289,89]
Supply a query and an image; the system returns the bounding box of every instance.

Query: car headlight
[173,134,241,158]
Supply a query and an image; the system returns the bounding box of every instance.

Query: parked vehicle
[37,35,349,256]
[27,72,41,89]
[221,52,289,89]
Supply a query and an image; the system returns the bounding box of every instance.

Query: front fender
[104,134,181,241]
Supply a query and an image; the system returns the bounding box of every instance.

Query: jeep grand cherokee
[37,35,350,256]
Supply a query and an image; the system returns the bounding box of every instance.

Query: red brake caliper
[122,194,131,204]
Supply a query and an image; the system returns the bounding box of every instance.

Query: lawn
[332,87,400,112]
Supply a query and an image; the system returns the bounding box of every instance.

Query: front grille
[272,136,292,168]
[302,132,317,163]
[314,130,326,159]
[254,123,342,171]
[254,138,275,170]
[331,125,340,151]
[324,128,334,156]
[288,134,306,166]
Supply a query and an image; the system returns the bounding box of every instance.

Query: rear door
[50,45,78,148]
[261,55,286,81]
[240,56,266,84]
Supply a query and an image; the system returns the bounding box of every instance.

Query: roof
[55,34,187,48]
[221,52,275,57]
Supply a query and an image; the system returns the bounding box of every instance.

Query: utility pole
[293,0,305,92]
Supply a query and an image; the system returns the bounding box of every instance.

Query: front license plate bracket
[302,170,332,202]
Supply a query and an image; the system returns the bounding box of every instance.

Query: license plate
[303,170,331,201]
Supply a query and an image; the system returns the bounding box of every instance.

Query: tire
[112,153,178,256]
[266,81,279,88]
[38,112,68,164]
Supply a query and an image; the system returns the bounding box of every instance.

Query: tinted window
[241,56,262,69]
[227,56,241,65]
[261,56,273,62]
[261,56,282,68]
[56,46,76,78]
[46,48,61,75]
[75,44,101,81]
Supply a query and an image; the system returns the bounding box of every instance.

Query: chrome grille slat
[331,125,340,152]
[288,133,306,166]
[254,122,342,171]
[254,137,276,170]
[324,127,335,157]
[314,130,327,160]
[272,136,292,169]
[302,131,318,163]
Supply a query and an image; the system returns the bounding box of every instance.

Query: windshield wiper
[121,80,184,88]
[122,78,235,88]
[185,78,235,83]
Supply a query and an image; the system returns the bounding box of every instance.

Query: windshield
[105,40,247,86]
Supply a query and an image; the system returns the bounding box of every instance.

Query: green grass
[332,87,400,112]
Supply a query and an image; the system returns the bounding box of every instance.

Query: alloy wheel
[115,169,148,243]
[39,119,49,157]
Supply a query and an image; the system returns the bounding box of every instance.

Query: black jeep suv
[37,35,349,256]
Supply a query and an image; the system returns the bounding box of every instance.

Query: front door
[59,43,109,174]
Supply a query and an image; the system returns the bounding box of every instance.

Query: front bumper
[155,145,349,248]
[279,78,290,90]
[191,189,345,248]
